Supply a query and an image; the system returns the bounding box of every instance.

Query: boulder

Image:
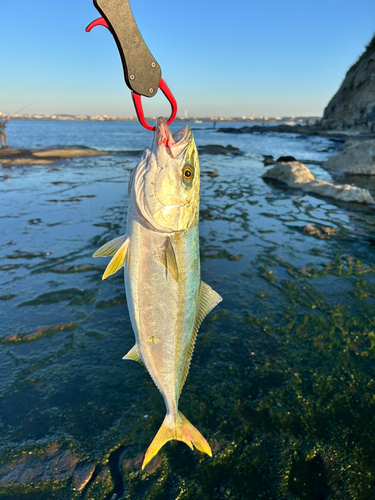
[262,161,373,204]
[323,139,375,174]
[277,155,296,162]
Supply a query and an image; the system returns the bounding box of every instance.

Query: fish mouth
[152,117,191,159]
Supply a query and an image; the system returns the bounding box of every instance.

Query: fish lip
[152,117,191,159]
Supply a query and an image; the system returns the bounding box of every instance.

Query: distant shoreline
[5,115,322,125]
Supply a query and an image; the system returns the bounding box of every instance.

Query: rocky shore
[262,161,374,204]
[218,123,375,140]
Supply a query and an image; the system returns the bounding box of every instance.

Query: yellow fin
[165,238,179,282]
[142,411,211,470]
[155,238,179,282]
[93,235,127,257]
[123,344,144,366]
[102,238,129,280]
[179,281,223,396]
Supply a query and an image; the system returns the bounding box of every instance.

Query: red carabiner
[86,16,177,131]
[132,78,177,131]
[86,17,109,32]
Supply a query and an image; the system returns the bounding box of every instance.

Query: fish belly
[124,214,200,413]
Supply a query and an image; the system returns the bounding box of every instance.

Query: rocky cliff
[323,34,375,127]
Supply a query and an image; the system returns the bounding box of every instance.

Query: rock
[73,462,96,491]
[0,444,79,486]
[32,147,107,158]
[262,161,374,204]
[2,322,76,343]
[0,146,108,166]
[302,225,321,236]
[277,155,296,162]
[323,139,375,174]
[263,155,275,166]
[198,144,241,156]
[323,34,375,127]
[301,225,339,239]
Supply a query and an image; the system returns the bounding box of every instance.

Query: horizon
[1,1,375,118]
[5,112,323,121]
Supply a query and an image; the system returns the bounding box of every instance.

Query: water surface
[1,120,375,499]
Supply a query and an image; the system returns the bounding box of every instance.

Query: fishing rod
[12,101,39,115]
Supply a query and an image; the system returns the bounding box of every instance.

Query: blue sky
[1,0,374,118]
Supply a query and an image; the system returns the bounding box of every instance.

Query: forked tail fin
[142,411,212,469]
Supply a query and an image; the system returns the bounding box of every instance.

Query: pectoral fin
[93,235,127,257]
[123,344,144,366]
[165,238,179,282]
[102,238,129,280]
[155,238,179,282]
[179,281,223,395]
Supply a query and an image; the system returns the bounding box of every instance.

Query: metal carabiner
[86,0,177,130]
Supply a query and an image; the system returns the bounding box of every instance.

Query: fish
[93,117,222,469]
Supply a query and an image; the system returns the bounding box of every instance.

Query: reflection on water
[1,121,375,499]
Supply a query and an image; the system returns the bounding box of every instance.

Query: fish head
[132,117,200,233]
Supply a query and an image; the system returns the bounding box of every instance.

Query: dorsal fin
[93,235,127,257]
[179,281,222,395]
[123,344,144,366]
[102,238,129,280]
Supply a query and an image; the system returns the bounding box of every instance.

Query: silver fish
[94,117,222,468]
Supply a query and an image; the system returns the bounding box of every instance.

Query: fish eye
[182,165,194,183]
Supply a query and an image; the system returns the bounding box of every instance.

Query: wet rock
[202,171,219,178]
[198,144,241,156]
[323,139,375,175]
[123,453,145,471]
[262,161,374,203]
[302,225,338,239]
[49,264,105,274]
[0,263,22,271]
[277,155,296,162]
[0,444,78,486]
[0,146,108,166]
[2,322,76,343]
[200,209,215,219]
[73,462,96,491]
[303,225,321,236]
[8,251,45,259]
[263,155,275,166]
[320,226,339,236]
[0,294,17,300]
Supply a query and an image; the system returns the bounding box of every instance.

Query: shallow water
[1,120,375,499]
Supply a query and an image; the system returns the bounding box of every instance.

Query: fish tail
[142,411,212,469]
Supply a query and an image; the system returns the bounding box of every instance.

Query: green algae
[19,288,97,307]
